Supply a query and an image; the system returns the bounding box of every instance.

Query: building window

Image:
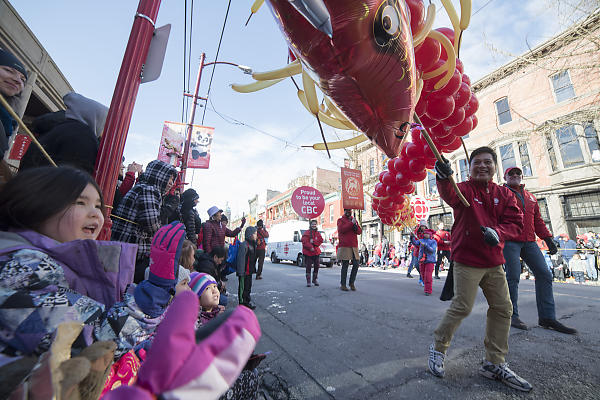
[500,143,516,176]
[537,198,552,233]
[427,171,437,196]
[564,192,600,218]
[372,207,377,217]
[458,159,468,182]
[556,125,584,168]
[551,70,575,103]
[329,204,334,223]
[494,97,512,125]
[428,212,453,229]
[369,159,375,176]
[546,133,559,171]
[320,215,325,224]
[518,141,532,177]
[584,123,600,162]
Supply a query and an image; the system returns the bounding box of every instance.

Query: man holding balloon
[427,147,533,393]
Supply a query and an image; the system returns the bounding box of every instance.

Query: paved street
[235,261,600,400]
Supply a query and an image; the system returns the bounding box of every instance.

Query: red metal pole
[179,52,206,183]
[94,0,162,240]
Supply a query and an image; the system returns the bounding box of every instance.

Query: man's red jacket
[337,215,362,248]
[434,230,452,251]
[503,184,551,242]
[256,227,269,250]
[301,229,323,256]
[437,178,523,268]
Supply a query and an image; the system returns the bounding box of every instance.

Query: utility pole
[95,0,162,240]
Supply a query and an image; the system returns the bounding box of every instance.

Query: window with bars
[556,125,584,168]
[518,141,532,177]
[537,198,552,233]
[494,97,512,125]
[329,204,334,223]
[427,171,438,196]
[428,212,453,229]
[369,159,375,176]
[546,133,559,171]
[500,143,517,176]
[551,71,576,103]
[564,192,600,218]
[584,122,600,162]
[458,159,468,182]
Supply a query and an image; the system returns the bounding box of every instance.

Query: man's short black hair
[469,146,497,166]
[210,246,227,259]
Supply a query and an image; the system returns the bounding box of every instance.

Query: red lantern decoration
[426,95,455,121]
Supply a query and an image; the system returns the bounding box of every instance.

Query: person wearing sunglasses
[502,166,577,335]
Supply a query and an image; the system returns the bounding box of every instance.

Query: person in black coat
[181,188,202,243]
[19,93,107,175]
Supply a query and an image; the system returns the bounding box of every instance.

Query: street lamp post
[179,53,252,183]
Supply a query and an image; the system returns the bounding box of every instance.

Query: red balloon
[411,127,424,143]
[436,27,455,60]
[426,95,455,121]
[452,116,473,137]
[374,182,385,195]
[393,157,407,173]
[405,183,417,194]
[395,171,411,187]
[387,158,398,174]
[417,113,439,129]
[380,197,394,208]
[415,99,427,116]
[406,142,425,159]
[406,0,426,36]
[443,107,465,127]
[453,82,472,108]
[408,158,426,174]
[378,171,387,184]
[435,69,462,97]
[471,114,479,130]
[414,36,441,72]
[442,137,463,152]
[435,132,457,146]
[422,143,435,159]
[464,94,479,118]
[455,58,464,74]
[397,182,415,195]
[430,123,453,139]
[462,73,471,86]
[424,156,436,169]
[382,171,396,187]
[422,60,445,92]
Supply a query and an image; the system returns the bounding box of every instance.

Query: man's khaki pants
[434,262,513,365]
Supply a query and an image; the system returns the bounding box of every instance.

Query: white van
[267,220,336,268]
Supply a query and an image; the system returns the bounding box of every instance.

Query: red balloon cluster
[371,0,480,228]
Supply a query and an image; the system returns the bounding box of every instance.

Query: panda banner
[158,121,214,169]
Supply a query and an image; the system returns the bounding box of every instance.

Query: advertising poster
[158,122,215,169]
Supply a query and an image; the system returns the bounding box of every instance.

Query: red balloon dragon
[235,0,478,229]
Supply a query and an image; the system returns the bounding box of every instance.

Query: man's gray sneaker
[479,360,532,392]
[428,344,445,377]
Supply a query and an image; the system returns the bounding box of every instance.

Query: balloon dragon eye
[374,1,402,47]
[382,5,400,35]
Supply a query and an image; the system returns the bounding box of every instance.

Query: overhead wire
[200,0,232,125]
[182,0,187,122]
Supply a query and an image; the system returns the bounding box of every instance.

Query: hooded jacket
[418,237,438,264]
[236,227,257,276]
[337,215,362,248]
[433,229,452,251]
[111,160,177,260]
[20,93,108,174]
[301,228,323,256]
[503,184,551,242]
[181,189,202,242]
[0,230,136,357]
[437,177,523,268]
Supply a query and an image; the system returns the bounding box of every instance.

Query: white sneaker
[428,344,445,377]
[479,360,532,392]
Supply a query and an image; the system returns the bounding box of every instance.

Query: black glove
[544,237,558,255]
[481,226,500,246]
[435,157,453,180]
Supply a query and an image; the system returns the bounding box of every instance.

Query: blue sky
[10,0,585,218]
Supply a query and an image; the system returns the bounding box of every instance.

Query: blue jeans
[585,255,598,280]
[503,241,555,320]
[407,254,420,275]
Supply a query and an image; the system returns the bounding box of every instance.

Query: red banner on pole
[158,122,214,169]
[341,167,364,210]
[291,186,325,219]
